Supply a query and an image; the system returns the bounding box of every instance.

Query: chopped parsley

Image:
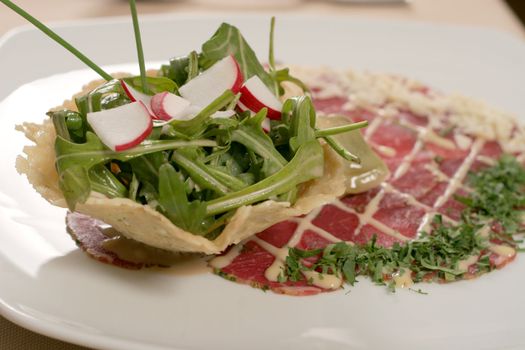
[281,155,525,291]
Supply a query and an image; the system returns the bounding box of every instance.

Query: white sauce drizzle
[454,133,473,150]
[303,271,343,290]
[433,139,484,208]
[209,244,243,269]
[476,155,497,166]
[331,197,409,242]
[393,139,424,179]
[374,144,397,157]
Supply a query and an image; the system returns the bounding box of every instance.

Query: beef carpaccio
[209,67,524,295]
[67,67,523,296]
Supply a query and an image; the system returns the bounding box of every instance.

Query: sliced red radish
[87,101,152,151]
[150,92,191,121]
[179,55,243,108]
[121,80,159,118]
[239,76,282,120]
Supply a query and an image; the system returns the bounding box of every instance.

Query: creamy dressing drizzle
[476,155,497,166]
[363,117,384,139]
[209,244,244,269]
[454,133,473,150]
[303,271,343,289]
[254,206,347,289]
[331,197,409,242]
[374,144,397,157]
[434,139,484,208]
[393,139,424,179]
[423,162,451,182]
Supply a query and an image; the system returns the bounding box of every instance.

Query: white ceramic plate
[1,15,525,350]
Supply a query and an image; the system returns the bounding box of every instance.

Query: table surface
[1,0,524,349]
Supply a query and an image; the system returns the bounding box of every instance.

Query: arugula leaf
[159,54,190,86]
[128,173,140,201]
[171,148,233,196]
[88,165,128,198]
[76,79,129,115]
[59,165,91,209]
[284,96,317,153]
[206,139,324,216]
[122,76,178,95]
[158,163,208,235]
[185,50,199,83]
[55,133,217,209]
[170,90,235,136]
[231,112,288,178]
[200,23,276,93]
[49,110,78,141]
[75,76,177,118]
[128,152,167,188]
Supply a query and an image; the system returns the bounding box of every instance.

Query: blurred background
[0,0,524,37]
[0,0,524,349]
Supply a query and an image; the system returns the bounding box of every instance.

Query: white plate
[1,15,525,350]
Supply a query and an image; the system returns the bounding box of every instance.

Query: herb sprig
[281,155,525,291]
[456,154,525,235]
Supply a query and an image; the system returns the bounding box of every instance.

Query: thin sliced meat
[67,212,186,269]
[212,69,521,295]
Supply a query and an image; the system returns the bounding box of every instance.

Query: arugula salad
[8,0,385,253]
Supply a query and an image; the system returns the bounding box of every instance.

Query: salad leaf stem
[158,164,208,235]
[128,0,149,94]
[323,136,360,163]
[0,0,112,81]
[171,151,232,196]
[268,17,276,71]
[206,140,323,216]
[315,121,368,138]
[170,90,235,136]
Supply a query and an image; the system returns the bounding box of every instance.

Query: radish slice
[179,55,243,108]
[87,102,152,151]
[150,92,191,121]
[120,80,155,117]
[239,76,282,120]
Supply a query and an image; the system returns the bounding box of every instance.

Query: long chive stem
[315,120,368,138]
[0,0,112,81]
[128,0,149,94]
[323,135,361,163]
[268,16,276,71]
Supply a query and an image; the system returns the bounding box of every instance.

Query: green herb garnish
[281,155,525,291]
[456,154,525,234]
[128,0,149,94]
